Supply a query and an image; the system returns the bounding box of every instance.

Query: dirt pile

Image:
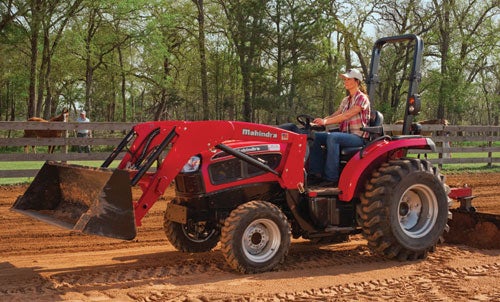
[445,210,500,249]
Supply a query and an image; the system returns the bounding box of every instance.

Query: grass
[406,151,500,173]
[440,163,500,174]
[412,152,500,159]
[0,160,118,185]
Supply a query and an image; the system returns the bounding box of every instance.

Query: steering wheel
[296,114,315,129]
[296,114,325,132]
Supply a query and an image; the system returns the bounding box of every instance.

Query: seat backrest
[370,110,384,127]
[365,110,384,140]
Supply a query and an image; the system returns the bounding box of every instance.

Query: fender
[338,136,436,202]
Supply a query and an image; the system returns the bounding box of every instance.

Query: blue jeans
[309,132,365,181]
[278,123,308,134]
[77,132,90,153]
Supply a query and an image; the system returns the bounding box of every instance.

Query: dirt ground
[1,173,499,301]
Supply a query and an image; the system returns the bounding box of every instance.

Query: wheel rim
[182,221,216,242]
[242,218,281,263]
[398,184,438,238]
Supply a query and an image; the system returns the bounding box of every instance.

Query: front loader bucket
[12,161,136,240]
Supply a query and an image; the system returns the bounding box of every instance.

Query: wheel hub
[399,193,423,230]
[399,202,410,216]
[246,224,270,254]
[242,218,281,263]
[398,184,438,238]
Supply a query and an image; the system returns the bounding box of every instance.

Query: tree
[28,0,42,117]
[428,0,499,122]
[370,0,434,121]
[0,0,498,125]
[192,0,209,120]
[218,0,269,122]
[40,0,82,118]
[0,0,29,32]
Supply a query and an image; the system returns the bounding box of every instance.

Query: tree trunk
[154,57,171,121]
[241,58,252,122]
[42,29,53,119]
[109,74,116,122]
[193,0,209,120]
[85,52,93,113]
[218,0,265,122]
[28,0,42,118]
[275,0,283,124]
[84,8,97,113]
[288,53,298,121]
[118,46,127,122]
[434,0,452,120]
[36,27,49,118]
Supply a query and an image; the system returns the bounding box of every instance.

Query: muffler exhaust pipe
[12,161,136,240]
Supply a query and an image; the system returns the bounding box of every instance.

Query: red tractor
[13,35,463,273]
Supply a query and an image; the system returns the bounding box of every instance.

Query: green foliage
[0,0,498,124]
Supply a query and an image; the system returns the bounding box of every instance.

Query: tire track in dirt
[1,174,499,301]
[0,237,393,300]
[121,254,500,302]
[3,240,494,301]
[293,262,500,302]
[12,238,379,290]
[68,247,499,302]
[1,244,499,301]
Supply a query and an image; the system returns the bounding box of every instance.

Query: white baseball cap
[340,69,363,81]
[80,110,86,115]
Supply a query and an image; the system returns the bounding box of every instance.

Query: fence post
[487,129,493,168]
[63,129,68,163]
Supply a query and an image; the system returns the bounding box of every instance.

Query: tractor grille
[175,172,205,194]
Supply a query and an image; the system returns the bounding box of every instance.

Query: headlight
[181,155,201,173]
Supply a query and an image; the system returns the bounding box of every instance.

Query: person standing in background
[77,110,91,153]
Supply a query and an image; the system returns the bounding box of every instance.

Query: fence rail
[0,122,498,178]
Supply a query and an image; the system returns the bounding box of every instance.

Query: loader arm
[120,121,308,226]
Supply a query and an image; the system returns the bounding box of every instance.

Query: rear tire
[163,201,220,253]
[221,200,291,273]
[357,159,448,260]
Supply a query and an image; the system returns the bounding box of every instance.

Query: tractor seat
[340,110,384,160]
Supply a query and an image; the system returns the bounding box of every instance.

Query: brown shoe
[318,180,338,188]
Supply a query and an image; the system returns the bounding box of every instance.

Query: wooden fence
[0,121,498,178]
[0,121,134,178]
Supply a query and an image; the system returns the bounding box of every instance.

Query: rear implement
[445,186,500,249]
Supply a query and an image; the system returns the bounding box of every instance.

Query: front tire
[357,159,449,260]
[221,200,291,273]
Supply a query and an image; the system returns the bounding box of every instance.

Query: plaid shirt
[339,91,370,139]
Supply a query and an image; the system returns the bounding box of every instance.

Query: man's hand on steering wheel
[296,114,315,129]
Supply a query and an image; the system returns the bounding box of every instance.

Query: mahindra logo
[242,129,278,139]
